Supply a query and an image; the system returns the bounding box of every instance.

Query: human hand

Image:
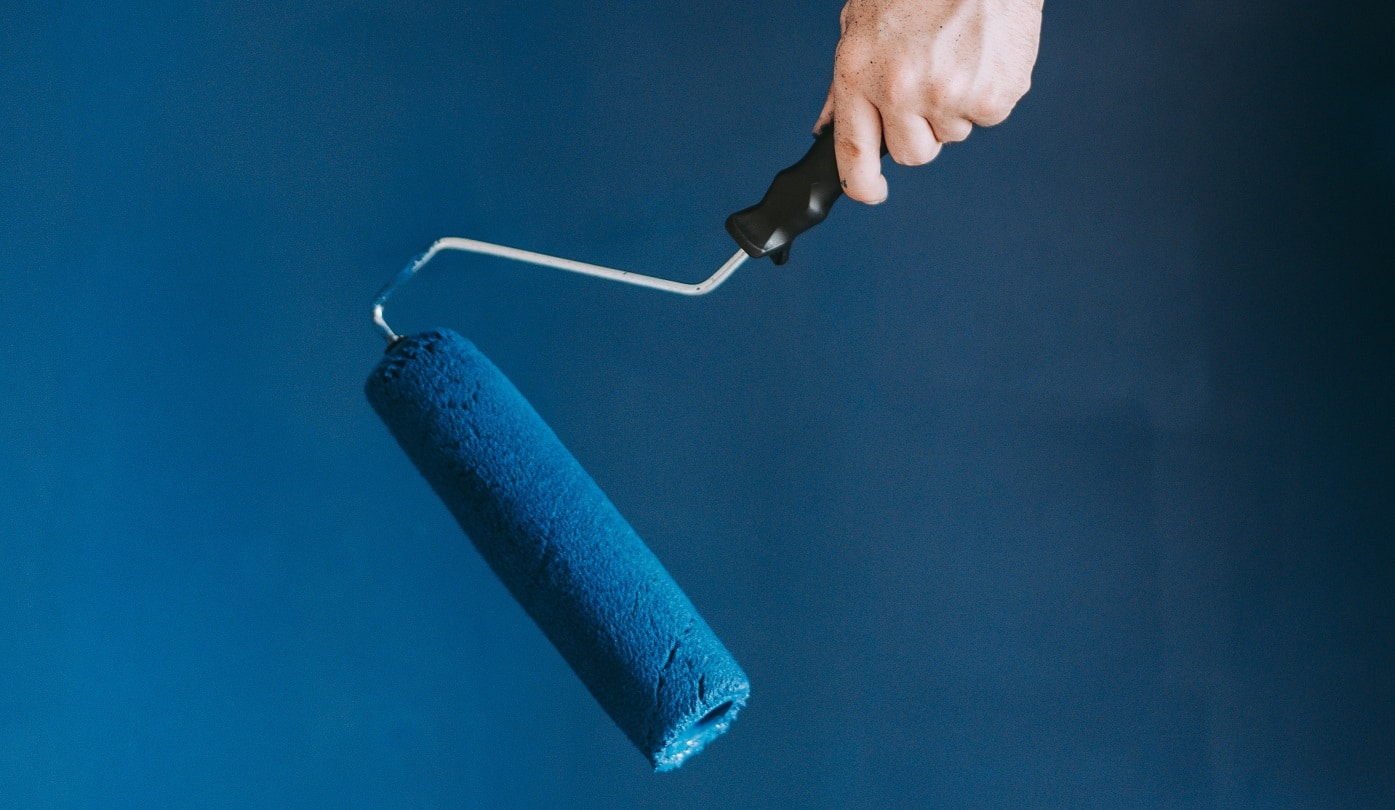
[816,0,1044,203]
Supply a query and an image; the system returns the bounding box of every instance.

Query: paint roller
[366,128,848,771]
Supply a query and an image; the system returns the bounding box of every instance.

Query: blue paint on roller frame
[365,329,749,770]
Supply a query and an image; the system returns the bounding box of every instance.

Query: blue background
[3,1,1392,807]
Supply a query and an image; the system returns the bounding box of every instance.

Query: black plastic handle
[725,127,844,266]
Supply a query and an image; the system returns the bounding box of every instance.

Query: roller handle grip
[725,127,847,266]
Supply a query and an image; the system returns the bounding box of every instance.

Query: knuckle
[938,120,972,143]
[890,142,936,166]
[969,93,1015,125]
[970,76,1031,125]
[927,76,970,113]
[888,147,921,167]
[924,79,952,109]
[887,124,942,165]
[884,68,921,105]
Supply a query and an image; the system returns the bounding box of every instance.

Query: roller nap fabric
[365,329,749,771]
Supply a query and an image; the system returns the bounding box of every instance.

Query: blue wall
[2,2,1391,806]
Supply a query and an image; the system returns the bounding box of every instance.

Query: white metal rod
[372,237,750,343]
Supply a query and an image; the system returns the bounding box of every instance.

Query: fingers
[883,114,941,166]
[818,0,1042,206]
[964,89,1020,128]
[832,91,888,204]
[926,114,973,145]
[822,94,978,203]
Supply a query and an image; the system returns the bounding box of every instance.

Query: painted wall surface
[2,2,1391,807]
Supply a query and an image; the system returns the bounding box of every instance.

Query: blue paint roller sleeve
[365,329,749,771]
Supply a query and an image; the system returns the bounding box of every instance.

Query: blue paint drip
[365,330,749,770]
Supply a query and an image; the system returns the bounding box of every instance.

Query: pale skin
[816,0,1045,203]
